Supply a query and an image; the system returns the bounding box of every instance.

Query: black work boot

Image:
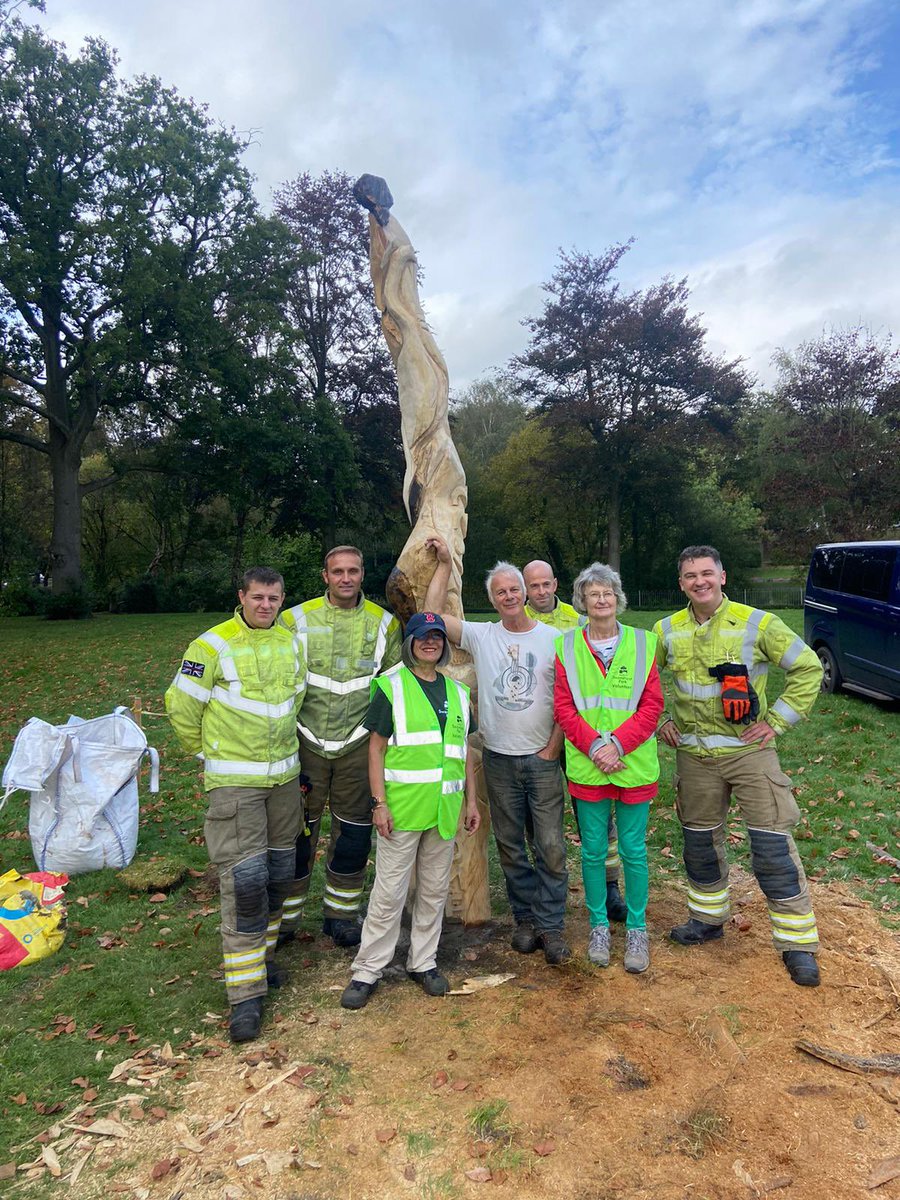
[266,961,288,989]
[407,968,450,996]
[783,950,820,987]
[606,881,628,923]
[340,979,376,1010]
[229,997,263,1043]
[322,917,362,948]
[538,930,572,965]
[669,918,724,945]
[511,922,539,953]
[275,928,296,951]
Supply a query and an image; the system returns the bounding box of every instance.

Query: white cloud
[35,0,900,388]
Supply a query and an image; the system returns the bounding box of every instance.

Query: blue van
[803,541,900,701]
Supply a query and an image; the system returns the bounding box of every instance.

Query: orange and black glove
[708,662,760,725]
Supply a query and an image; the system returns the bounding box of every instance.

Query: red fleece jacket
[554,628,664,804]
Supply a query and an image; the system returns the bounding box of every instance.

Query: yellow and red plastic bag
[0,868,68,969]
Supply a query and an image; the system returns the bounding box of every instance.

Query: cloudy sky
[37,0,900,389]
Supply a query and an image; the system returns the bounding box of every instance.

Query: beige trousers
[350,826,455,984]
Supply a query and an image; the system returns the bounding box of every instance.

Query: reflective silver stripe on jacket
[210,686,295,720]
[172,674,210,703]
[678,732,747,750]
[372,610,394,672]
[770,697,801,726]
[741,608,765,664]
[204,752,299,775]
[676,678,720,700]
[307,671,371,696]
[779,637,807,670]
[297,722,368,754]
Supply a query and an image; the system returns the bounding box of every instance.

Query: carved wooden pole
[353,175,491,924]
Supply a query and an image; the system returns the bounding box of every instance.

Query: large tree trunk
[48,426,83,592]
[357,178,490,925]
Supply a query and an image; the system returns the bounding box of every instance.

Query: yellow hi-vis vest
[525,599,585,630]
[556,623,659,789]
[165,608,306,791]
[373,666,470,839]
[281,593,401,758]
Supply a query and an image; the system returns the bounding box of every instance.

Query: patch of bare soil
[34,873,900,1200]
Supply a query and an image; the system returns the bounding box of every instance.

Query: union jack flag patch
[181,659,205,678]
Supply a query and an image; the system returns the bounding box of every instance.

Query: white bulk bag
[1,707,159,874]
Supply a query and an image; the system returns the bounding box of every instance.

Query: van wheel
[817,645,842,694]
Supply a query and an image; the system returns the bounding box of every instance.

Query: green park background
[0,3,899,1172]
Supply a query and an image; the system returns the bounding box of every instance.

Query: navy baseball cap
[406,611,448,639]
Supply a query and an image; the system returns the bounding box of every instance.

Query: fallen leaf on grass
[148,893,167,903]
[83,1088,98,1103]
[149,1106,167,1120]
[41,1146,61,1178]
[375,1128,396,1144]
[11,1093,27,1105]
[469,1140,491,1158]
[77,1118,129,1137]
[150,1158,176,1180]
[730,914,752,933]
[404,1164,417,1180]
[533,1139,556,1156]
[0,1163,15,1180]
[867,1156,900,1189]
[829,847,851,860]
[452,1080,470,1092]
[465,1167,492,1182]
[432,1070,449,1089]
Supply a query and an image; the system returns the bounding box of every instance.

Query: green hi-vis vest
[373,666,470,839]
[556,623,659,789]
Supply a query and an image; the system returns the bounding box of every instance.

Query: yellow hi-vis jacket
[652,597,822,757]
[373,666,470,839]
[556,623,659,788]
[281,593,401,759]
[165,608,307,790]
[525,598,585,630]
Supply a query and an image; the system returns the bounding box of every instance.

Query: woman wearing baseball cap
[340,612,481,1009]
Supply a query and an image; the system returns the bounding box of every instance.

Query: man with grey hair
[424,537,570,964]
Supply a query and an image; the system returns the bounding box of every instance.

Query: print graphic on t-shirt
[493,643,538,711]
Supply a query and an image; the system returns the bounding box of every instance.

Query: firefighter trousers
[282,738,372,932]
[674,746,819,953]
[204,778,304,1004]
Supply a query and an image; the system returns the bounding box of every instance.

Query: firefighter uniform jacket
[165,608,307,790]
[281,593,402,759]
[653,597,822,757]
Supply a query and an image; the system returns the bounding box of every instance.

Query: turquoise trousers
[575,798,650,930]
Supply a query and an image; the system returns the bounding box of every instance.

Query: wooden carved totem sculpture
[353,175,490,924]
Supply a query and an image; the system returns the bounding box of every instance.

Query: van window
[840,548,896,602]
[809,548,844,590]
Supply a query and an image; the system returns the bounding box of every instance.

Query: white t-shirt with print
[459,619,559,755]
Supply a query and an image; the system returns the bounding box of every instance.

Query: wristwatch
[369,795,386,812]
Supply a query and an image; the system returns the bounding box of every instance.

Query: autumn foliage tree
[513,244,750,570]
[749,327,900,557]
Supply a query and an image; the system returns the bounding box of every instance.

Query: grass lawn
[0,610,898,1165]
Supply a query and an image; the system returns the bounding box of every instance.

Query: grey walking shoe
[587,924,611,967]
[624,928,650,974]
